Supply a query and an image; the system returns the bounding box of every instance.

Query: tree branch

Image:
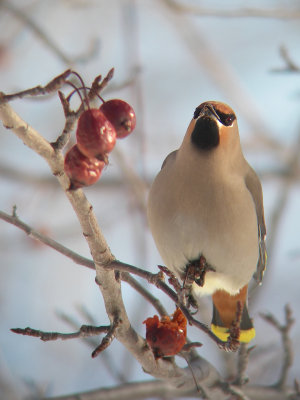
[11,325,109,342]
[165,0,300,20]
[0,205,227,348]
[0,205,238,350]
[56,309,128,383]
[121,272,168,316]
[0,99,170,380]
[0,208,95,270]
[233,343,254,386]
[91,315,121,358]
[271,46,300,73]
[52,68,114,150]
[2,73,297,400]
[46,377,297,400]
[47,356,225,400]
[0,94,224,392]
[260,305,294,389]
[0,1,99,65]
[0,70,72,103]
[0,208,167,318]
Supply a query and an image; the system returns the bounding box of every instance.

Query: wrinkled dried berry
[143,308,187,358]
[64,144,105,189]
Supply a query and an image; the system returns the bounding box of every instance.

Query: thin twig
[233,344,255,386]
[181,342,203,352]
[11,324,109,342]
[0,205,235,350]
[11,316,122,359]
[52,90,77,150]
[0,209,166,317]
[165,0,300,20]
[91,314,122,358]
[158,265,182,293]
[271,46,300,73]
[0,208,95,270]
[290,379,300,400]
[92,67,114,93]
[0,208,227,348]
[11,320,123,360]
[0,1,72,64]
[0,207,235,350]
[0,68,115,151]
[0,2,99,65]
[56,310,99,347]
[52,68,115,150]
[56,309,128,383]
[0,70,72,103]
[260,304,294,389]
[158,264,194,308]
[221,382,251,400]
[121,272,168,316]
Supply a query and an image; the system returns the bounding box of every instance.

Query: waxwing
[147,101,267,343]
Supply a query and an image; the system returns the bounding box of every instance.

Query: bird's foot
[176,256,214,309]
[184,255,215,288]
[157,265,197,309]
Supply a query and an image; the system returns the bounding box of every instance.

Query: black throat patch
[191,117,219,150]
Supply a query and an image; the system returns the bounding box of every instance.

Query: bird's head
[186,101,238,152]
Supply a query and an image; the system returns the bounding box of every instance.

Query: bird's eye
[193,107,201,119]
[223,114,235,126]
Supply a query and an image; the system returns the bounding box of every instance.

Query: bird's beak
[198,103,220,123]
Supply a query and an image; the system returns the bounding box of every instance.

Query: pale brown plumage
[147,101,266,342]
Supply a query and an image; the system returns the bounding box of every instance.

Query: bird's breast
[148,167,259,295]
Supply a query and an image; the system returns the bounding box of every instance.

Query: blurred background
[0,0,300,398]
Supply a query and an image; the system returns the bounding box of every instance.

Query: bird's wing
[161,150,178,170]
[244,164,267,284]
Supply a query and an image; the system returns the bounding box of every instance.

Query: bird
[147,101,266,343]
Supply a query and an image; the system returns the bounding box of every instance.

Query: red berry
[64,144,105,189]
[100,99,136,138]
[143,308,187,358]
[76,109,116,159]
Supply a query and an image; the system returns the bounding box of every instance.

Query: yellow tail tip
[211,324,256,343]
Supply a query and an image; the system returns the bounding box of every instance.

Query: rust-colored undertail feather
[211,285,255,343]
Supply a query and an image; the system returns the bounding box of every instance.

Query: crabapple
[100,99,136,138]
[143,308,187,358]
[64,144,105,189]
[76,108,116,159]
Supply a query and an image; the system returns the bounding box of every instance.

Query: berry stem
[66,86,105,107]
[70,70,90,109]
[65,80,85,108]
[98,94,105,104]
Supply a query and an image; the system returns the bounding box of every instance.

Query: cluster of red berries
[64,98,136,189]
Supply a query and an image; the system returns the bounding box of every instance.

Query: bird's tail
[211,285,255,343]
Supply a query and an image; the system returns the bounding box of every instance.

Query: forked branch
[260,304,294,389]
